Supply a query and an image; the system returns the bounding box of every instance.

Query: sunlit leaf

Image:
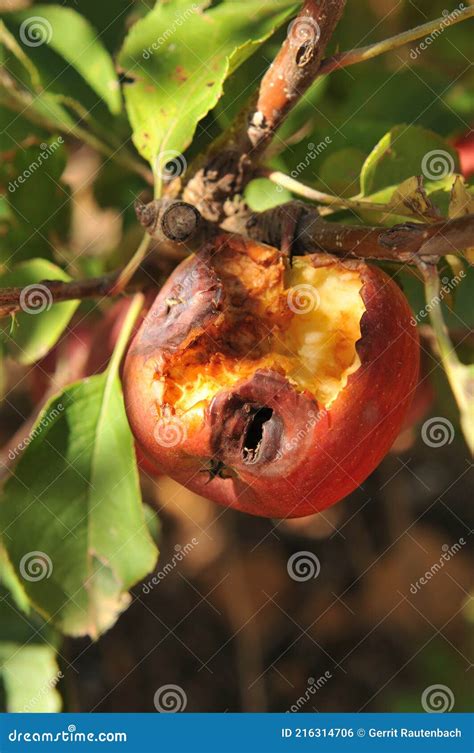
[360,125,459,197]
[0,588,62,712]
[8,5,121,114]
[118,0,298,173]
[0,364,158,637]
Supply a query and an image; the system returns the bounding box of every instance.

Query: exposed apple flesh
[123,235,420,518]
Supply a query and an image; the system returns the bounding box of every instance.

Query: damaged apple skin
[123,235,420,518]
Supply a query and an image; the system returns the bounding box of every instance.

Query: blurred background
[1,0,473,713]
[64,436,473,713]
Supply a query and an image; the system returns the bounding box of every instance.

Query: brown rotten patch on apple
[124,234,419,518]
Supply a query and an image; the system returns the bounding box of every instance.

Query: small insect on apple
[123,234,419,518]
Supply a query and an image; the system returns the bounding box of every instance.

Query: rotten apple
[123,234,420,518]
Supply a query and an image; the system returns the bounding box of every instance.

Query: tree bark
[183,0,346,222]
[226,202,474,263]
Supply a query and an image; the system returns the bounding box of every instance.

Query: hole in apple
[242,406,274,464]
[159,246,365,423]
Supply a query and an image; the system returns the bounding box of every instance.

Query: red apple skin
[454,131,474,179]
[123,236,420,518]
[134,445,163,476]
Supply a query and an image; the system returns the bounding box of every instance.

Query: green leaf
[245,177,292,212]
[118,0,298,171]
[0,19,117,142]
[0,589,62,712]
[0,643,62,712]
[55,0,135,54]
[449,175,474,218]
[0,546,30,614]
[0,19,41,88]
[0,366,158,637]
[9,5,121,114]
[0,260,78,365]
[388,175,441,221]
[318,148,366,198]
[360,125,459,197]
[143,503,161,545]
[422,265,473,454]
[0,124,70,263]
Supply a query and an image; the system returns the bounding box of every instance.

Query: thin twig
[224,202,474,263]
[0,202,203,316]
[265,170,434,221]
[135,199,202,243]
[0,271,120,318]
[183,0,346,221]
[110,234,151,297]
[247,0,346,151]
[319,6,474,75]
